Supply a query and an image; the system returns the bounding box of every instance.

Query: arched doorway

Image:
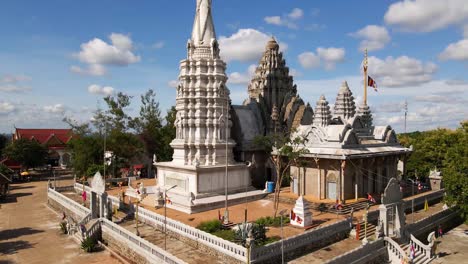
[326,172,337,200]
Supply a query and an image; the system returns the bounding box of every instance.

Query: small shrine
[428,169,443,190]
[290,196,313,227]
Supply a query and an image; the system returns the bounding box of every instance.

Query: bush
[255,216,290,227]
[197,219,222,233]
[212,229,236,241]
[81,236,97,253]
[59,221,68,234]
[235,223,268,247]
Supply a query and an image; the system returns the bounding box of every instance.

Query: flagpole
[363,49,368,106]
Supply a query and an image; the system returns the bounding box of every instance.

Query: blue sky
[1,0,467,133]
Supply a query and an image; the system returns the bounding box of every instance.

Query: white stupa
[290,196,313,227]
[155,0,258,214]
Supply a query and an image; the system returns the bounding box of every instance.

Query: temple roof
[313,95,332,127]
[334,81,356,120]
[14,128,73,145]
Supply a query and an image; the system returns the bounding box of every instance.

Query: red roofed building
[13,128,74,167]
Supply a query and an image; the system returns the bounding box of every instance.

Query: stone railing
[100,218,185,264]
[409,234,433,262]
[384,237,406,264]
[136,206,247,262]
[78,212,93,227]
[250,220,351,263]
[48,187,90,218]
[403,189,444,212]
[74,182,91,195]
[84,219,101,240]
[326,239,385,264]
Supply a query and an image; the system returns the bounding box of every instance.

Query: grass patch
[197,219,222,233]
[212,229,236,242]
[255,216,290,227]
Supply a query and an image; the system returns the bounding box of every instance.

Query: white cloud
[219,29,287,62]
[264,8,304,29]
[367,56,437,87]
[464,25,468,38]
[264,16,282,26]
[298,47,345,70]
[227,64,257,85]
[298,52,320,69]
[0,74,32,93]
[70,64,107,76]
[168,80,178,88]
[439,39,468,61]
[384,0,468,32]
[350,25,391,52]
[152,41,165,49]
[87,84,115,96]
[288,8,304,20]
[0,101,15,114]
[72,33,140,76]
[44,104,66,114]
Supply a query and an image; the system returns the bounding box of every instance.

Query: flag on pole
[424,198,429,211]
[368,76,378,91]
[165,194,172,204]
[410,244,416,260]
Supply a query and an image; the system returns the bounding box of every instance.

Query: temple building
[156,0,259,214]
[231,38,313,187]
[13,128,73,168]
[289,81,411,202]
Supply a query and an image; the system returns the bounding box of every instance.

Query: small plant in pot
[81,236,97,253]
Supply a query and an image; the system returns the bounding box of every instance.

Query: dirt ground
[432,223,468,264]
[0,180,122,264]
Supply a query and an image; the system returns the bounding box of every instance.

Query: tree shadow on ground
[10,185,35,191]
[0,260,16,264]
[0,240,35,255]
[0,227,44,241]
[438,251,451,257]
[0,193,33,204]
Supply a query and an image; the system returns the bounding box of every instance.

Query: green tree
[67,135,103,178]
[160,106,177,161]
[255,132,308,217]
[0,134,9,158]
[4,139,48,169]
[442,121,468,219]
[132,89,164,162]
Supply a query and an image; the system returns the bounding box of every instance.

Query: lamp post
[279,209,288,264]
[362,204,369,245]
[164,185,177,250]
[135,198,140,236]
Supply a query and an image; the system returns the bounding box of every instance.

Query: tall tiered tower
[313,95,332,127]
[171,0,234,166]
[245,38,312,134]
[334,81,356,121]
[156,0,252,214]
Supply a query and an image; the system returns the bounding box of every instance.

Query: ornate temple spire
[191,0,216,45]
[188,0,219,60]
[247,37,296,112]
[357,103,373,128]
[334,81,356,120]
[313,95,332,127]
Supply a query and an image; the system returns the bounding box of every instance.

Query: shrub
[197,219,222,233]
[235,223,267,247]
[59,221,68,234]
[212,229,236,241]
[255,216,290,227]
[81,236,97,253]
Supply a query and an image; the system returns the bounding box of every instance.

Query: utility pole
[404,100,408,134]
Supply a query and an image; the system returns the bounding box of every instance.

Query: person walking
[438,224,443,238]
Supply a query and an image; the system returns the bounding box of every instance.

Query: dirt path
[0,180,122,264]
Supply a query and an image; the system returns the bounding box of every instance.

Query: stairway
[399,243,427,264]
[356,221,377,240]
[328,199,371,215]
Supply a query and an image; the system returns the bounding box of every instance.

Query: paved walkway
[432,224,468,264]
[0,180,121,264]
